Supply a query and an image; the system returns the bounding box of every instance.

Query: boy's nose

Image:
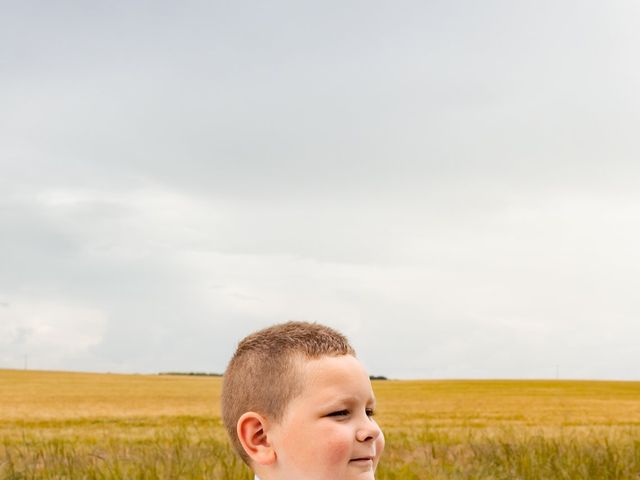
[356,419,382,442]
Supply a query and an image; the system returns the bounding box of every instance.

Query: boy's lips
[349,455,374,463]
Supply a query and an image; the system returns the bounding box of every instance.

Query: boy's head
[221,321,384,480]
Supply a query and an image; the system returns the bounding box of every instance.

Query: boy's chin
[346,463,377,480]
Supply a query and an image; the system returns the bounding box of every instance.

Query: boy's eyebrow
[320,394,377,406]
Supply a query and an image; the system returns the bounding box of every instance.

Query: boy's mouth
[349,456,374,463]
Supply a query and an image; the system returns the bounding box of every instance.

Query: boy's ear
[237,412,276,466]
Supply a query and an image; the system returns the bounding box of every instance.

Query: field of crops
[2,369,640,479]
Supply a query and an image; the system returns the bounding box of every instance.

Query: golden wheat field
[1,369,640,479]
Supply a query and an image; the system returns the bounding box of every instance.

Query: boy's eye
[327,409,376,418]
[328,410,349,417]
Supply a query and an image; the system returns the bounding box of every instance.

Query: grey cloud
[4,0,638,200]
[2,0,639,377]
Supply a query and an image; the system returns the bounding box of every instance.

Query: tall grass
[378,427,640,479]
[3,423,640,479]
[1,427,251,479]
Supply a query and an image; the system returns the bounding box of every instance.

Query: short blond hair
[221,321,355,464]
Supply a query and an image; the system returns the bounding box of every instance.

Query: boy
[222,321,385,480]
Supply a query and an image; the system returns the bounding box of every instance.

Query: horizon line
[1,367,638,383]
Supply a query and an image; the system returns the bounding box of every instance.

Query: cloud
[2,177,640,378]
[0,297,107,370]
[1,0,640,378]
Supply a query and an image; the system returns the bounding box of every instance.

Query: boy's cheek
[324,439,353,467]
[320,426,353,462]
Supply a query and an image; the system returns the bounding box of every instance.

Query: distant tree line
[369,375,388,380]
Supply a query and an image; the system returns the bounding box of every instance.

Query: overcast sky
[2,0,639,380]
